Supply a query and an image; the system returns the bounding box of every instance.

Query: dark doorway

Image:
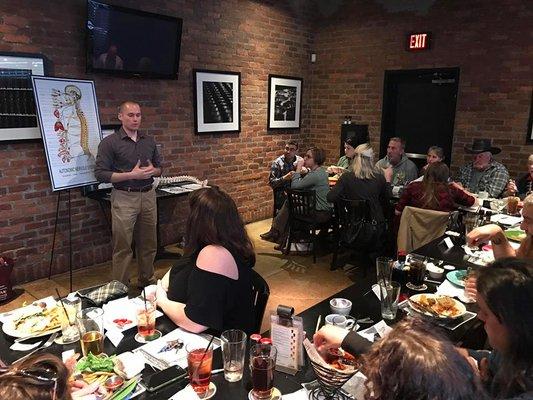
[380,67,460,170]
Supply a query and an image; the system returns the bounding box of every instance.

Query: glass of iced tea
[249,343,277,400]
[406,257,427,291]
[135,295,158,342]
[76,308,104,356]
[186,342,214,395]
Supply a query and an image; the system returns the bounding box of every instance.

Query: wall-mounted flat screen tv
[86,0,182,79]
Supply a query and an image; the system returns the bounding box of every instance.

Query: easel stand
[48,189,73,292]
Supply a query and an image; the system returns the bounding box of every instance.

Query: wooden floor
[1,219,356,332]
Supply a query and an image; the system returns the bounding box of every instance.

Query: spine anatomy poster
[32,76,103,191]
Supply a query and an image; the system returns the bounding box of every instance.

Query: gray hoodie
[375,154,418,186]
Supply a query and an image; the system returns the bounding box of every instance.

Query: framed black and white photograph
[194,69,240,134]
[527,90,533,144]
[267,74,303,130]
[32,76,103,191]
[0,52,49,141]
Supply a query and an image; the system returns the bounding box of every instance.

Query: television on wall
[86,0,183,79]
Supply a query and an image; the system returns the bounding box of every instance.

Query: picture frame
[0,52,49,141]
[32,76,103,191]
[193,69,240,134]
[527,90,533,144]
[267,74,303,130]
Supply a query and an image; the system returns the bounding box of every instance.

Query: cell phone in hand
[143,365,188,392]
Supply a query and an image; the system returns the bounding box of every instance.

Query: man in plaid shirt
[456,139,509,198]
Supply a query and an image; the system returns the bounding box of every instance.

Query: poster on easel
[32,76,103,191]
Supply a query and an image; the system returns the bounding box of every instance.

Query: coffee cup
[325,314,356,330]
[329,298,352,315]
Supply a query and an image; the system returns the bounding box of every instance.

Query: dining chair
[251,269,270,334]
[397,206,450,253]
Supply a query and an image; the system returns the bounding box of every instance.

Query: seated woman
[0,353,71,400]
[327,143,391,223]
[412,145,445,182]
[462,258,533,399]
[261,147,331,250]
[327,137,357,176]
[467,194,533,259]
[505,154,533,199]
[395,162,476,216]
[156,187,255,334]
[314,318,485,400]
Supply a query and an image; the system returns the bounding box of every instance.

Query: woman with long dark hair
[467,258,533,399]
[0,353,71,400]
[395,161,475,215]
[156,186,256,334]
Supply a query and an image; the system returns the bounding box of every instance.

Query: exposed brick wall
[309,0,532,175]
[0,0,313,283]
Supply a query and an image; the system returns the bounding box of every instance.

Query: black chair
[272,186,286,218]
[251,269,270,334]
[331,197,381,273]
[285,189,331,263]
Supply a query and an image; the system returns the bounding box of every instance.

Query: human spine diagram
[51,85,91,163]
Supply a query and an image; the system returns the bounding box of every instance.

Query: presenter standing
[95,101,162,288]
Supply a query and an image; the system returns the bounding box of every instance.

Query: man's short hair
[389,137,406,149]
[287,140,298,149]
[118,101,140,114]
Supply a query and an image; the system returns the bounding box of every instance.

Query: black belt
[115,185,152,192]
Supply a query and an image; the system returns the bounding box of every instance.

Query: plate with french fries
[2,302,64,338]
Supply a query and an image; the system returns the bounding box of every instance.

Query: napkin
[169,384,201,400]
[436,280,474,304]
[115,351,145,379]
[358,320,392,343]
[10,341,42,351]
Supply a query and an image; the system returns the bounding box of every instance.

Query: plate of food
[408,294,466,320]
[446,270,468,287]
[504,229,526,243]
[2,303,63,338]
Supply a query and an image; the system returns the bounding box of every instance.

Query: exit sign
[407,32,431,51]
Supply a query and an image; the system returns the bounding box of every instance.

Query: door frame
[380,67,460,165]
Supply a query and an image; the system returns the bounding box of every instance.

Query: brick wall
[0,0,313,283]
[309,0,532,175]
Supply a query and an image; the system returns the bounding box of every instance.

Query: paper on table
[357,320,392,343]
[342,371,368,400]
[491,213,522,226]
[282,389,308,400]
[106,328,124,347]
[10,341,42,351]
[135,328,219,369]
[169,384,200,400]
[102,296,163,332]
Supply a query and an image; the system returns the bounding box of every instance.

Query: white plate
[408,294,466,320]
[1,303,61,338]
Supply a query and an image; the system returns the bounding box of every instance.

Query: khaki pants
[111,188,157,287]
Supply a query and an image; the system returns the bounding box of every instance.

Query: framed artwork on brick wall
[32,76,103,191]
[0,52,49,141]
[526,90,533,144]
[193,69,240,134]
[267,75,303,130]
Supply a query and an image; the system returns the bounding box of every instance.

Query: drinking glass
[136,296,157,340]
[379,281,401,320]
[406,257,427,291]
[60,297,81,344]
[376,257,393,286]
[77,308,104,356]
[464,212,480,250]
[250,344,277,400]
[186,342,214,395]
[220,329,247,382]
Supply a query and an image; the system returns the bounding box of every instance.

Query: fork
[13,332,59,364]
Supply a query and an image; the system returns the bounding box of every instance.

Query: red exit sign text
[407,32,431,51]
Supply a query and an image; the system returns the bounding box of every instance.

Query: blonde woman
[327,143,391,222]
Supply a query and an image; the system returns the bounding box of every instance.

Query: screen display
[87,0,182,79]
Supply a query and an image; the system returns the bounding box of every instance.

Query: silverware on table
[14,332,59,364]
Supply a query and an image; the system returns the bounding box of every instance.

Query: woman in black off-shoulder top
[156,187,256,334]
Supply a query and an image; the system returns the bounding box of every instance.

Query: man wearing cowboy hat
[456,138,509,198]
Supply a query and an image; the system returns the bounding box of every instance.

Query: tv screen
[86,0,182,79]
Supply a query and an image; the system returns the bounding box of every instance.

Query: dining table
[0,239,486,400]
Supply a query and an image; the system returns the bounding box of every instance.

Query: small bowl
[426,263,444,279]
[443,265,456,272]
[329,298,352,315]
[104,375,124,391]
